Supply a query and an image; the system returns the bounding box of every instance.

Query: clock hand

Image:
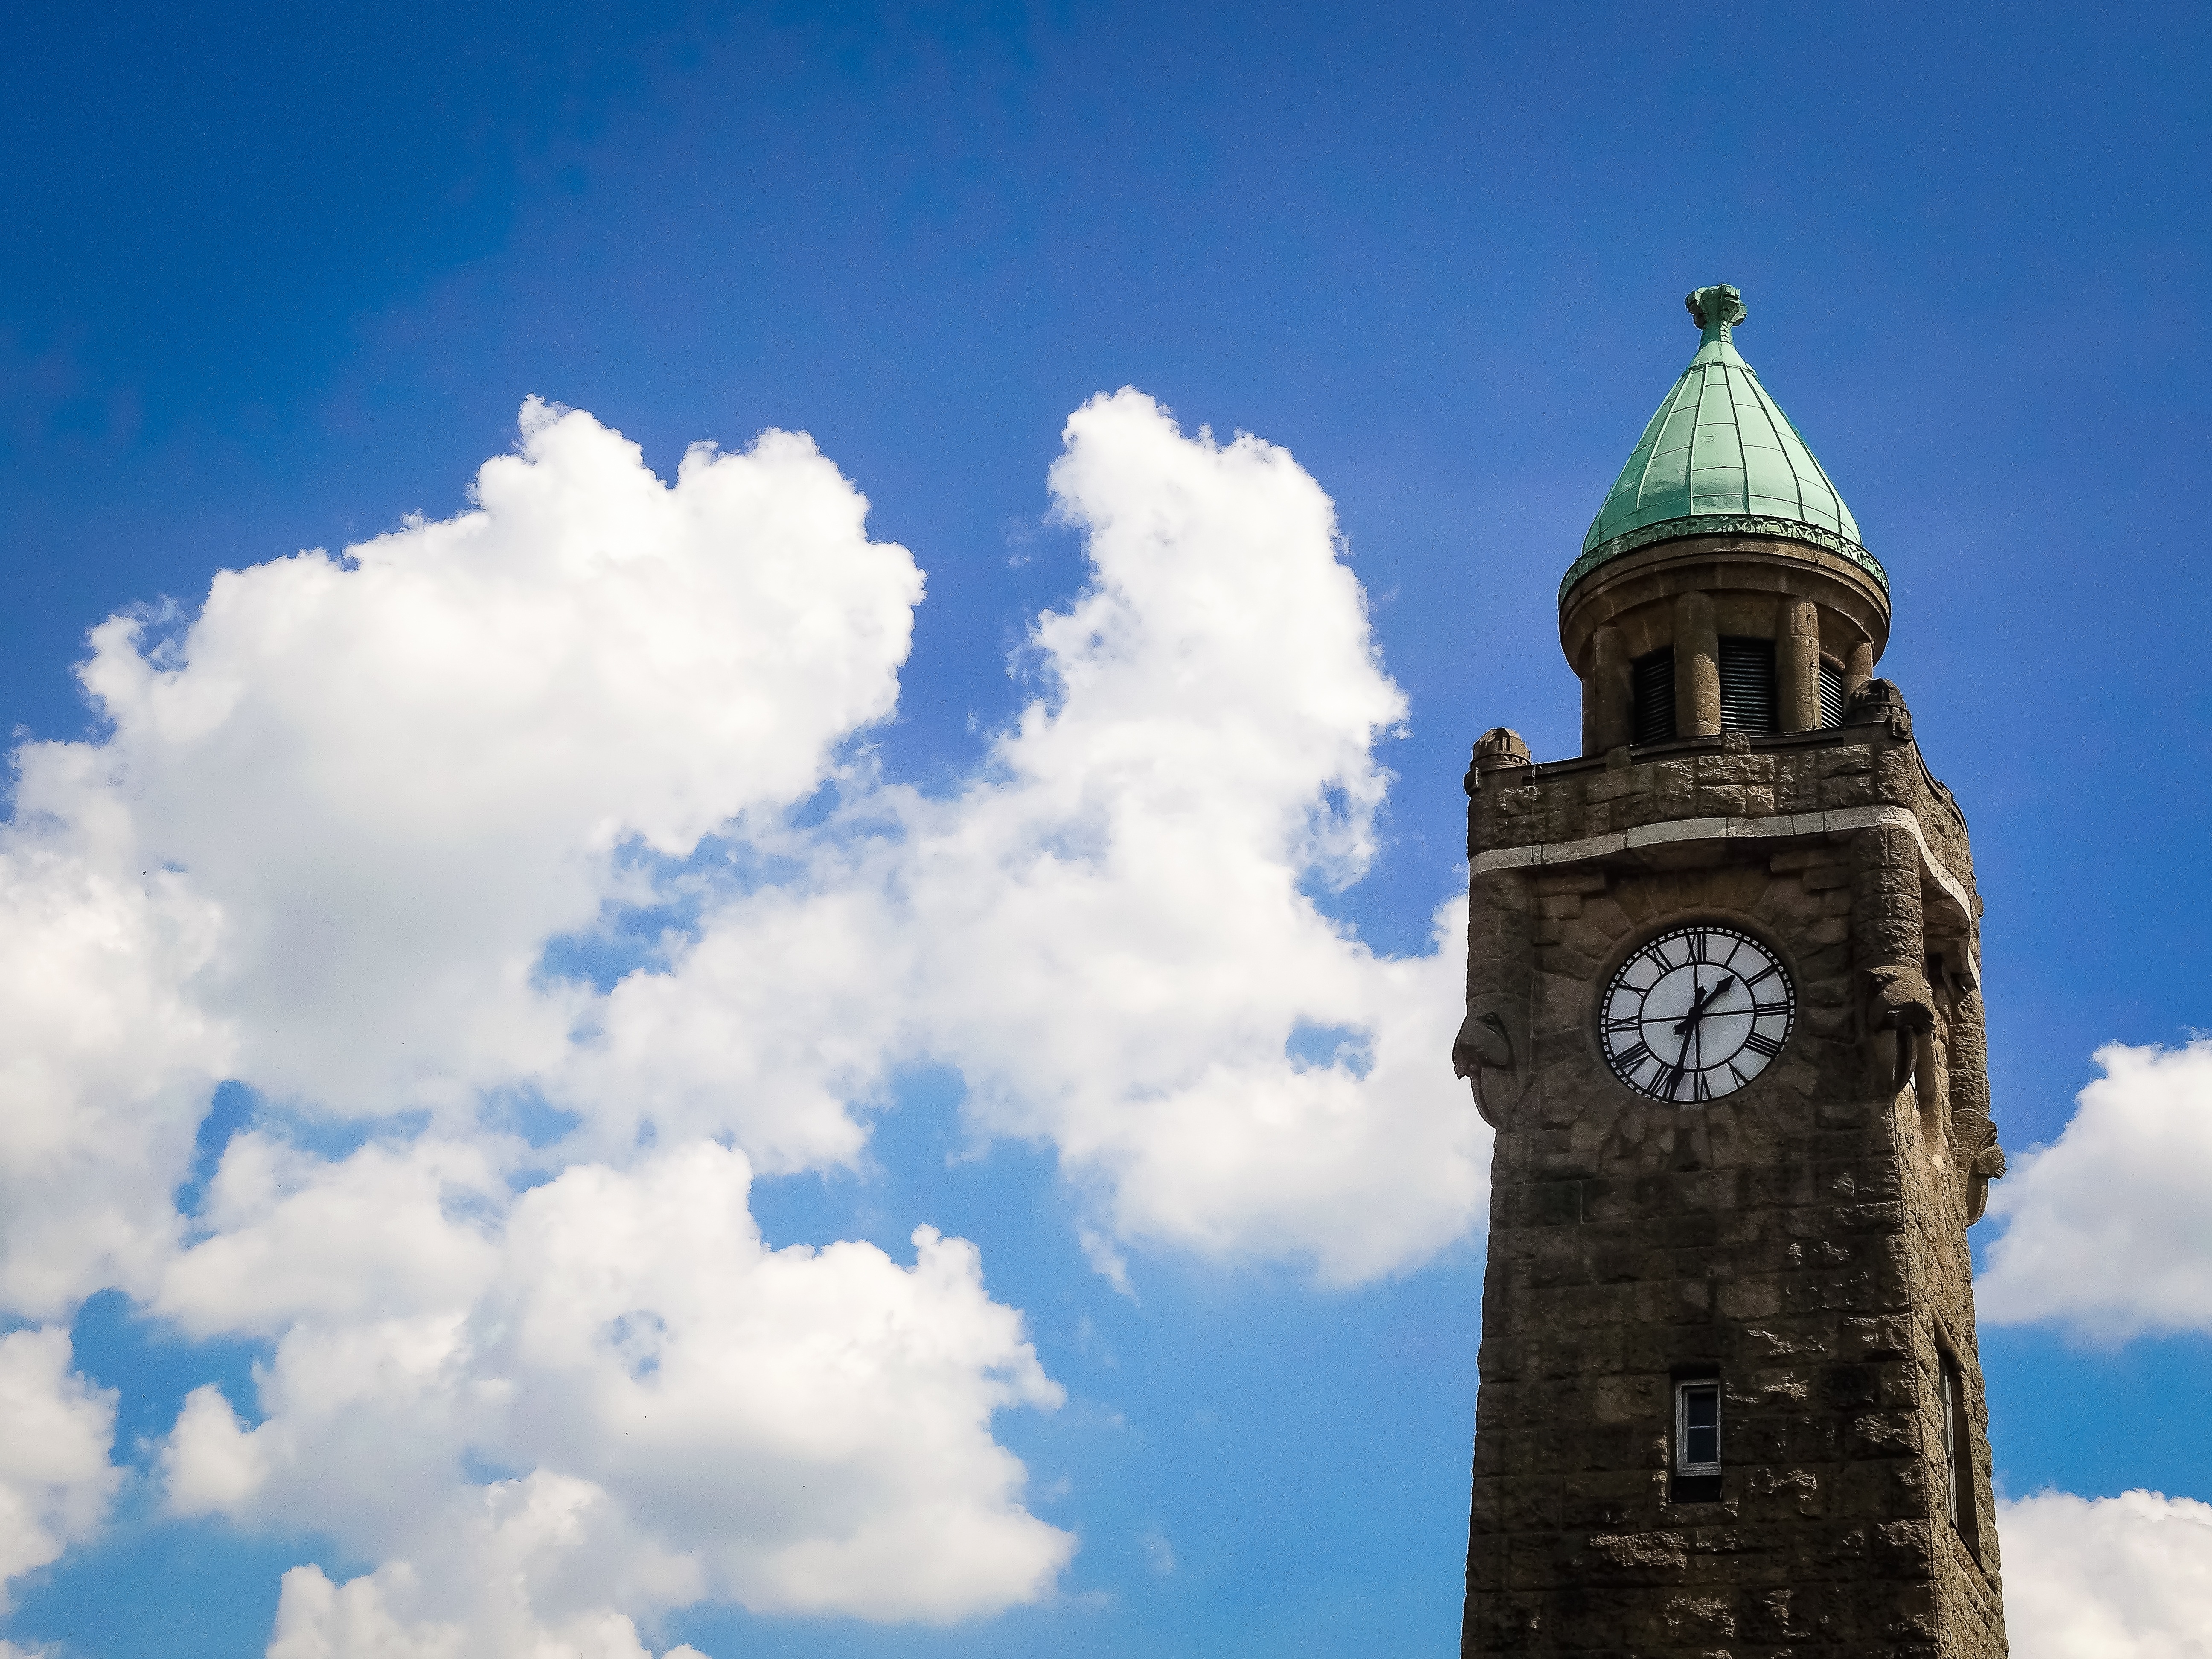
[1657,967,1703,1096]
[1662,1022,1697,1099]
[1673,974,1738,1036]
[1660,973,1738,1098]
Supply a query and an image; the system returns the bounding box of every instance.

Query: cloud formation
[576,391,1482,1281]
[165,1141,1069,1650]
[2001,1489,2212,1659]
[0,1330,118,1609]
[1977,1039,2212,1339]
[0,391,1485,1650]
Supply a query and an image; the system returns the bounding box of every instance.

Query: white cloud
[159,1139,1071,1642]
[0,848,228,1316]
[0,1329,120,1607]
[14,397,920,1150]
[2001,1489,2212,1659]
[916,393,1481,1278]
[585,390,1486,1282]
[1977,1039,2212,1339]
[267,1519,711,1659]
[0,390,1488,1647]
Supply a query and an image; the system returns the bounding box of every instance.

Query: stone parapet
[1466,721,1976,940]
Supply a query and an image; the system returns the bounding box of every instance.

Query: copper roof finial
[1685,284,1748,343]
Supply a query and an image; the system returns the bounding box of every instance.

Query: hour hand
[1673,974,1737,1035]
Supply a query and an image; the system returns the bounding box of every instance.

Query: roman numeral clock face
[1599,924,1796,1103]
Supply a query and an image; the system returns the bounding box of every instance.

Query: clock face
[1599,924,1795,1103]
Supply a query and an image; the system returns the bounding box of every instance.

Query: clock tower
[1454,287,2010,1658]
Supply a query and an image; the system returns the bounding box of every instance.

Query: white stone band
[1470,804,1979,982]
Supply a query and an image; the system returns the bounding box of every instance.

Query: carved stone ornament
[1861,962,1936,1096]
[1452,993,1525,1128]
[1953,1110,2010,1224]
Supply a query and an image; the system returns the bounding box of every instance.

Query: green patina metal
[1561,285,1886,604]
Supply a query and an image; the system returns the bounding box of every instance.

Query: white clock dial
[1599,924,1795,1103]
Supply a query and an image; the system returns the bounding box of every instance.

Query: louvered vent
[1631,650,1675,745]
[1818,661,1846,728]
[1718,637,1777,733]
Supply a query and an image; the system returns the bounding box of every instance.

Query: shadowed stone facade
[1455,288,2008,1658]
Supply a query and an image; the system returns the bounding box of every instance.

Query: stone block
[1846,1410,1923,1458]
[1696,754,1776,786]
[1583,767,1639,803]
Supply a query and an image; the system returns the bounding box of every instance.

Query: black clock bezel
[1594,919,1798,1105]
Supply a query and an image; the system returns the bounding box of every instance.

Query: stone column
[1844,637,1876,702]
[1946,986,1990,1123]
[1852,824,1932,1103]
[1673,591,1720,737]
[1778,598,1820,732]
[1583,626,1632,755]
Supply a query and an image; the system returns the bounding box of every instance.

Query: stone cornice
[1469,802,1977,985]
[1560,515,1890,605]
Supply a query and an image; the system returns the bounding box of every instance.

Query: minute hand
[1659,975,1735,1096]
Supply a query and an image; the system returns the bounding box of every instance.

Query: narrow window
[1632,649,1675,745]
[1675,1380,1721,1474]
[1940,1362,1959,1525]
[1938,1351,1984,1560]
[1938,1353,1991,1575]
[1717,637,1777,733]
[1818,659,1846,728]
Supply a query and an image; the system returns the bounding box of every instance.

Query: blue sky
[1,3,2209,1655]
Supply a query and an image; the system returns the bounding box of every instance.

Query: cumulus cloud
[581,391,1485,1281]
[15,397,920,1154]
[266,1532,711,1659]
[0,390,1488,1649]
[0,1329,120,1606]
[1977,1039,2212,1339]
[163,1141,1068,1649]
[2001,1489,2212,1659]
[0,849,228,1316]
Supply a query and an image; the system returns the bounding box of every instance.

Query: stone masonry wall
[1460,717,2006,1659]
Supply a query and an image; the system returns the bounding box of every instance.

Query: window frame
[1932,1327,1985,1563]
[1940,1361,1960,1526]
[1673,1378,1723,1476]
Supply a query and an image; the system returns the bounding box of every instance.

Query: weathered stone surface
[1458,708,2007,1656]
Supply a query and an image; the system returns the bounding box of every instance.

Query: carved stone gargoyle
[1452,993,1526,1128]
[1861,963,1936,1097]
[1951,1110,2009,1224]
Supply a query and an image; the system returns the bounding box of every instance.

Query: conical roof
[1560,285,1885,601]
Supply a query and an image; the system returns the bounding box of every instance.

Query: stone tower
[1454,286,2010,1658]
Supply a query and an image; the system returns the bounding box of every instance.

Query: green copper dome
[1560,285,1885,602]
